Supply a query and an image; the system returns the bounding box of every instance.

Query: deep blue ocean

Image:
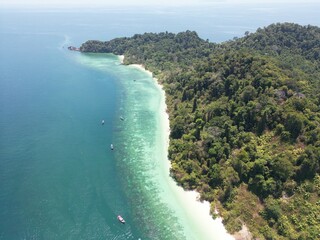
[0,3,319,239]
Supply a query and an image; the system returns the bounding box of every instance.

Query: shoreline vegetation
[80,23,320,239]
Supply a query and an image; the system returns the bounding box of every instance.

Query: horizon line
[1,1,319,9]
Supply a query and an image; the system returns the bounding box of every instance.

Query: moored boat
[117,215,125,224]
[110,144,114,150]
[67,46,80,51]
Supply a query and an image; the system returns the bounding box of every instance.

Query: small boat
[101,120,105,125]
[117,215,125,224]
[67,46,80,51]
[110,144,114,150]
[120,116,124,121]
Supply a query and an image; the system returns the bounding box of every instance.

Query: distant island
[80,23,320,239]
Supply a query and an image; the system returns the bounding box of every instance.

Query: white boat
[117,215,125,224]
[110,144,114,150]
[101,120,105,125]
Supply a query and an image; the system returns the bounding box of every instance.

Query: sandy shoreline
[119,54,235,239]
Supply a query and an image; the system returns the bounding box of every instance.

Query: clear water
[0,4,319,239]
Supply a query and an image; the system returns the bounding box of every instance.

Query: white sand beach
[118,55,125,64]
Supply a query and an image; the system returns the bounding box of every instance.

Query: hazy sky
[1,0,318,7]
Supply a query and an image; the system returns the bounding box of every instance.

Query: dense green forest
[80,23,320,239]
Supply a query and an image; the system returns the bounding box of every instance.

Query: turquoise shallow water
[74,54,187,239]
[1,5,320,239]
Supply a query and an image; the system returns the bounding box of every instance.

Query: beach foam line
[124,57,235,240]
[129,64,153,77]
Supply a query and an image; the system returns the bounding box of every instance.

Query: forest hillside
[81,23,320,239]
